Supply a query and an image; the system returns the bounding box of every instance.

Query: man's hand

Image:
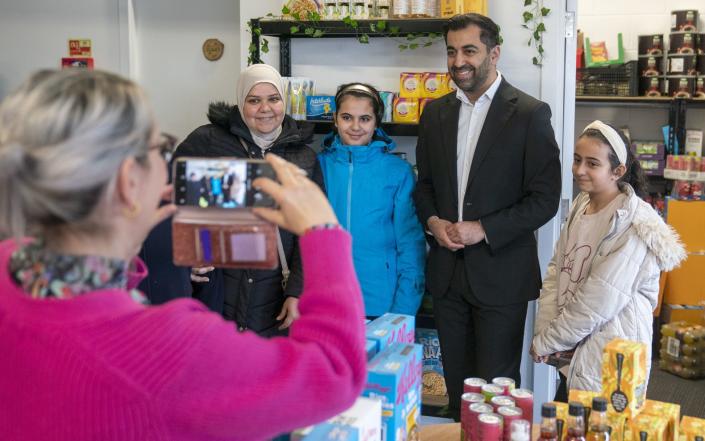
[277,297,300,330]
[191,266,215,283]
[446,221,485,246]
[427,216,464,251]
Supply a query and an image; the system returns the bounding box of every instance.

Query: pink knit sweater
[0,229,366,441]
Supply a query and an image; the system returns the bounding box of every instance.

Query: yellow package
[421,73,448,99]
[642,400,680,441]
[602,339,648,419]
[608,412,632,441]
[393,98,419,123]
[443,74,457,94]
[569,390,602,422]
[631,414,668,441]
[419,98,434,117]
[552,402,569,441]
[439,0,463,17]
[399,73,423,99]
[681,416,705,441]
[463,0,487,15]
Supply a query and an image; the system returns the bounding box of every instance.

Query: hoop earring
[122,202,142,219]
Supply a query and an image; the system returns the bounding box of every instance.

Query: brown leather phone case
[172,209,278,269]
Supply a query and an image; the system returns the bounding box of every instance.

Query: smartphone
[173,157,276,208]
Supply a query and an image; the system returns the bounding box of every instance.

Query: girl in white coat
[532,120,686,397]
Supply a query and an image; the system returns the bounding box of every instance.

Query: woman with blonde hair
[0,69,365,440]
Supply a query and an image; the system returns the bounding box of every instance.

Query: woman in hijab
[140,64,323,337]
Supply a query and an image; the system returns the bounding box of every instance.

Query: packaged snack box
[681,416,705,441]
[306,95,335,121]
[632,141,665,158]
[569,389,602,422]
[399,72,423,98]
[552,401,569,441]
[421,73,448,98]
[366,313,415,353]
[379,91,395,123]
[602,339,648,419]
[415,328,446,397]
[363,343,423,441]
[608,411,632,441]
[366,339,378,362]
[631,414,668,441]
[392,98,419,124]
[642,400,680,441]
[292,396,382,441]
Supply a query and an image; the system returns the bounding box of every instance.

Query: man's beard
[450,56,491,93]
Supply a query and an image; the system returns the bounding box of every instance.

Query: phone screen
[173,158,276,208]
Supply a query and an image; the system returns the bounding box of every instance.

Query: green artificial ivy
[522,0,551,66]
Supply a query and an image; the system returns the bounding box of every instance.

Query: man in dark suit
[414,13,561,420]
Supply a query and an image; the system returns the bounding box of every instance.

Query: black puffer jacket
[141,103,322,337]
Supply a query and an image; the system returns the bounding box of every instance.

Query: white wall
[578,2,705,62]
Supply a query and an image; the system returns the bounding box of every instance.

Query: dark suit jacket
[414,79,561,306]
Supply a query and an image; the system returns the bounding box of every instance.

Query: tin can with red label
[510,389,534,426]
[469,403,493,441]
[492,377,516,395]
[670,32,698,54]
[462,393,487,441]
[671,10,699,32]
[464,377,488,394]
[478,413,504,441]
[498,406,523,441]
[491,395,516,413]
[482,384,505,403]
[639,34,664,56]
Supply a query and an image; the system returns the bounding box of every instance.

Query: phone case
[172,208,278,270]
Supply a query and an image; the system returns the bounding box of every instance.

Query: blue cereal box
[302,423,360,440]
[415,328,447,397]
[365,313,415,353]
[306,95,335,121]
[363,343,423,441]
[366,339,378,361]
[293,397,381,441]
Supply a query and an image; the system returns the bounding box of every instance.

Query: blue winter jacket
[318,130,426,317]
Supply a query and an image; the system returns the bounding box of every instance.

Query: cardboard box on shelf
[366,339,378,361]
[552,401,569,441]
[392,98,419,124]
[641,400,681,441]
[292,396,382,441]
[681,416,705,441]
[602,339,648,419]
[399,72,423,99]
[569,390,603,422]
[660,304,705,326]
[608,411,632,441]
[631,413,669,441]
[363,343,423,441]
[366,313,415,354]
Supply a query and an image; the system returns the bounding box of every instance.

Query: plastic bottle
[587,397,610,441]
[539,403,558,441]
[566,402,587,441]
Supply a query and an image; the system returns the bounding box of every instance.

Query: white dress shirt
[456,71,502,221]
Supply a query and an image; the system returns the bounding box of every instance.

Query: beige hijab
[237,64,286,150]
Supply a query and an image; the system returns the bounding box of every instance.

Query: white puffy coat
[533,185,686,392]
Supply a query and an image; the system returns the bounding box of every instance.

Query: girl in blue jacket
[318,83,426,317]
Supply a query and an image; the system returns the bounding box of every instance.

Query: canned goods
[498,406,523,441]
[668,54,697,75]
[492,377,516,395]
[478,413,504,441]
[670,32,698,55]
[638,55,663,76]
[694,77,705,99]
[464,377,488,394]
[490,395,516,412]
[638,34,664,56]
[666,76,697,98]
[671,10,699,32]
[462,392,488,440]
[470,403,494,441]
[482,384,505,402]
[640,76,665,97]
[510,389,534,427]
[697,55,705,75]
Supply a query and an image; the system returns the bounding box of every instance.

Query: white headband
[582,120,628,166]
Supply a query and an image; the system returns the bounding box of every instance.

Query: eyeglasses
[148,133,177,163]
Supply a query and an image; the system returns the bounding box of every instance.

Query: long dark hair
[579,125,648,196]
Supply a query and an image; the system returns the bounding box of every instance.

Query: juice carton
[602,339,648,419]
[642,400,680,441]
[415,328,446,397]
[419,98,434,117]
[365,313,415,353]
[681,416,705,441]
[552,401,569,441]
[421,73,448,98]
[631,414,668,441]
[292,396,382,441]
[569,389,603,422]
[399,72,423,98]
[306,95,336,121]
[363,343,423,441]
[392,98,419,124]
[608,411,632,441]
